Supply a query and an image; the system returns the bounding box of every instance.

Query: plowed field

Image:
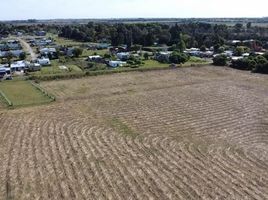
[0,66,267,199]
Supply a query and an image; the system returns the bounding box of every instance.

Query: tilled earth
[0,66,268,199]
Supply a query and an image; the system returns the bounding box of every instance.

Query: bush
[127,56,143,66]
[231,58,255,70]
[252,61,268,74]
[73,48,83,58]
[213,54,227,66]
[169,52,189,64]
[144,52,149,60]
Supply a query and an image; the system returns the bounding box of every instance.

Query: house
[0,50,24,58]
[0,44,7,51]
[65,47,75,57]
[0,67,11,79]
[10,61,29,72]
[231,56,244,61]
[0,51,8,58]
[10,50,24,57]
[97,43,110,50]
[108,61,127,68]
[37,58,51,66]
[0,67,7,79]
[155,51,172,62]
[184,48,201,57]
[223,51,233,57]
[231,40,241,45]
[40,47,57,59]
[242,53,250,57]
[88,55,103,63]
[200,51,214,58]
[27,63,41,72]
[31,38,53,47]
[7,42,21,50]
[40,47,57,54]
[116,52,130,61]
[35,31,46,36]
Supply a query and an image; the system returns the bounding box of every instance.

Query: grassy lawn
[182,56,212,66]
[31,59,83,75]
[0,81,52,107]
[138,57,210,69]
[46,33,84,46]
[142,60,170,69]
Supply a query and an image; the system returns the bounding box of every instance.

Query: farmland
[0,66,268,199]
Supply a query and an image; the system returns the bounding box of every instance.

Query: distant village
[0,28,268,80]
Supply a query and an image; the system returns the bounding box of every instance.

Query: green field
[0,81,53,107]
[31,60,83,75]
[142,57,210,69]
[46,33,84,46]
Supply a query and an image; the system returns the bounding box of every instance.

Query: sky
[1,0,268,20]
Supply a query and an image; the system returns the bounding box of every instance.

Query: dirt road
[18,38,37,61]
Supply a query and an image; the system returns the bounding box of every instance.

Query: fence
[29,81,56,102]
[0,90,13,107]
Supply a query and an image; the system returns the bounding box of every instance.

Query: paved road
[18,38,37,61]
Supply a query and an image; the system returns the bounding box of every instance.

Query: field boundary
[29,63,211,81]
[29,81,56,102]
[0,90,13,107]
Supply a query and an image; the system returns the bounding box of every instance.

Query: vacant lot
[0,81,52,107]
[0,66,268,199]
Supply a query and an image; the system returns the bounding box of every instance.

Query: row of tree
[213,53,268,74]
[57,22,268,49]
[2,22,268,50]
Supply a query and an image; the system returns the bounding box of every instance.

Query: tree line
[1,22,268,49]
[57,22,268,48]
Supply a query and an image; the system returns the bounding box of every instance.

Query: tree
[234,46,249,56]
[6,52,13,67]
[173,34,186,52]
[255,55,267,65]
[231,58,255,70]
[253,60,268,74]
[73,48,83,58]
[213,54,227,66]
[200,45,206,52]
[234,23,243,31]
[19,52,26,60]
[246,22,252,29]
[169,52,189,64]
[144,52,149,60]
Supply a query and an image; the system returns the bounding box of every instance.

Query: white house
[10,61,29,72]
[116,52,130,61]
[40,48,56,55]
[231,56,244,61]
[88,55,103,62]
[10,50,24,57]
[108,61,127,68]
[0,67,8,78]
[37,58,51,66]
[155,51,172,62]
[28,63,41,71]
